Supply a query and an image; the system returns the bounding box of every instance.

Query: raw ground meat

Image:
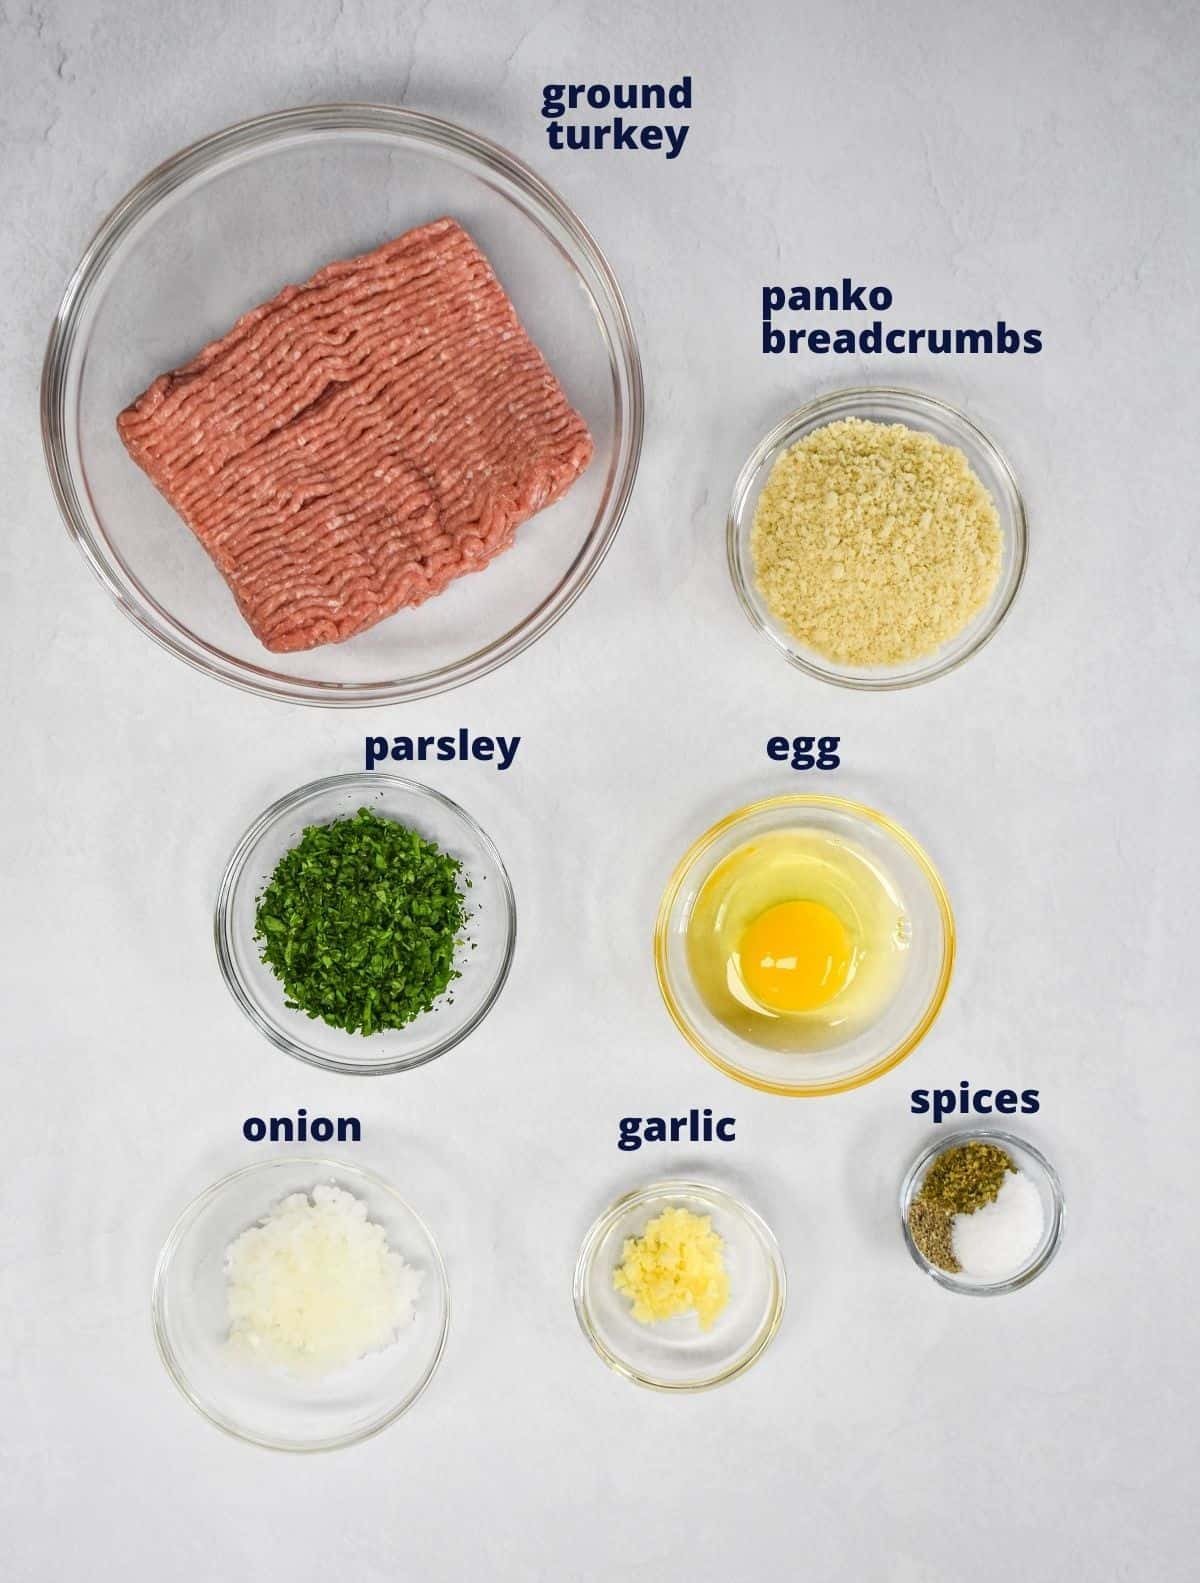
[116,218,594,653]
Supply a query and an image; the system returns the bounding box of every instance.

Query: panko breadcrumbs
[750,417,1003,667]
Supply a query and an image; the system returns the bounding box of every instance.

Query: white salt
[951,1169,1045,1281]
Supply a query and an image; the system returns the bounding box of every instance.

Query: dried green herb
[908,1140,1018,1273]
[254,807,468,1036]
[920,1141,1015,1214]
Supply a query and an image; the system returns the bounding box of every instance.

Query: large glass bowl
[573,1179,786,1391]
[215,773,516,1074]
[655,794,954,1096]
[153,1158,450,1451]
[42,103,643,705]
[728,387,1027,689]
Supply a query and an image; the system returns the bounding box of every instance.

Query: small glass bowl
[573,1180,786,1391]
[152,1158,450,1451]
[899,1129,1064,1295]
[42,103,643,706]
[728,387,1028,689]
[655,795,954,1097]
[215,773,515,1075]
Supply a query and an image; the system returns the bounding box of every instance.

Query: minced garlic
[751,416,1003,667]
[613,1206,729,1330]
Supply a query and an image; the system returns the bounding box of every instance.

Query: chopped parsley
[254,807,468,1036]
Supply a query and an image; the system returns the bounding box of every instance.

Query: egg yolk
[737,900,853,1013]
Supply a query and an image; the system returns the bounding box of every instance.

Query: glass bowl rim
[898,1127,1065,1295]
[151,1154,451,1452]
[572,1177,787,1392]
[40,100,645,708]
[214,771,517,1075]
[653,792,956,1097]
[726,384,1029,691]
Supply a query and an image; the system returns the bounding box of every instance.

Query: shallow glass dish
[728,387,1027,689]
[655,794,954,1096]
[215,772,515,1074]
[42,103,643,706]
[899,1129,1064,1295]
[153,1157,449,1451]
[573,1180,785,1391]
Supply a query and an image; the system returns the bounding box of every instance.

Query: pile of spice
[908,1139,1045,1281]
[225,1184,422,1376]
[254,807,468,1036]
[613,1206,730,1330]
[751,416,1003,667]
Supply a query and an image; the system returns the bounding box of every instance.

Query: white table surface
[4,2,1198,1578]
